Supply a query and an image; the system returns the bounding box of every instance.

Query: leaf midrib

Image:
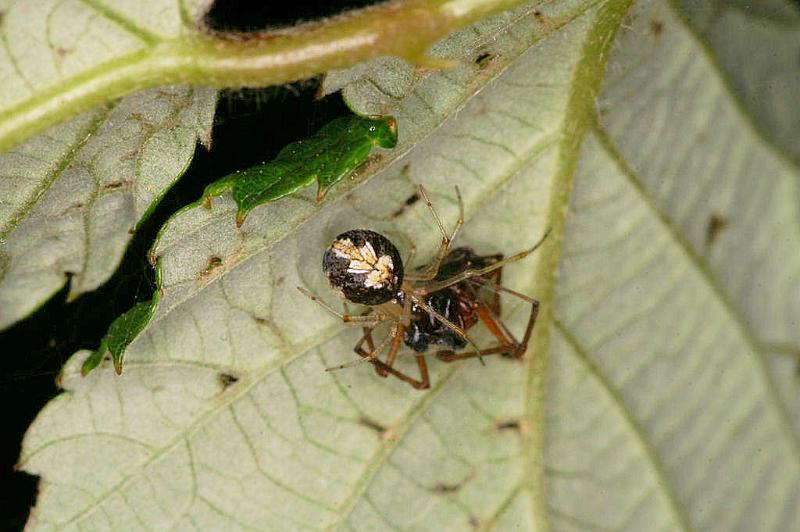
[521,1,635,527]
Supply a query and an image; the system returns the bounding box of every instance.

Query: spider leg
[355,324,430,389]
[375,289,415,376]
[327,329,394,371]
[297,287,382,325]
[406,186,465,282]
[469,276,539,351]
[417,228,550,294]
[436,285,539,362]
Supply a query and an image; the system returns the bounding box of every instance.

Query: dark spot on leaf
[358,416,387,434]
[474,52,494,68]
[650,20,664,35]
[432,483,460,494]
[533,10,547,24]
[63,202,84,214]
[102,180,130,191]
[391,190,421,218]
[494,418,528,434]
[495,419,520,431]
[431,471,474,494]
[469,516,481,529]
[705,213,728,248]
[199,256,224,280]
[218,372,239,390]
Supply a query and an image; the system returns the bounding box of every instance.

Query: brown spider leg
[410,294,485,364]
[406,186,465,282]
[297,287,383,325]
[360,326,376,352]
[479,256,504,314]
[326,329,395,371]
[375,285,414,377]
[355,324,430,389]
[467,276,514,342]
[416,228,551,295]
[471,277,540,352]
[437,279,540,362]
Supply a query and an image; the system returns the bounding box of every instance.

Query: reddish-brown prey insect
[298,186,549,389]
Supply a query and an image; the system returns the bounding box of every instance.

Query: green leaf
[0,86,216,329]
[18,1,800,531]
[202,115,398,227]
[82,301,155,377]
[82,263,164,377]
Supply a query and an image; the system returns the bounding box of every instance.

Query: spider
[298,186,549,389]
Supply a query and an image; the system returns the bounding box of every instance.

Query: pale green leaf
[0,85,216,329]
[18,1,800,531]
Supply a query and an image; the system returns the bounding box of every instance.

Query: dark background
[0,1,378,529]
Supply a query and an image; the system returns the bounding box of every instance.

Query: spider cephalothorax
[299,185,549,389]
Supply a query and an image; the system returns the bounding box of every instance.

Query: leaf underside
[19,1,800,531]
[0,0,218,330]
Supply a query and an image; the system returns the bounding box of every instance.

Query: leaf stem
[0,0,530,153]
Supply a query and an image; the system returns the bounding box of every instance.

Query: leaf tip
[81,345,105,377]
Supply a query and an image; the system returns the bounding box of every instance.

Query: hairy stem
[0,0,530,153]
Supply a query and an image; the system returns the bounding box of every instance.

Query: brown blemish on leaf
[469,516,481,529]
[359,416,387,434]
[102,180,131,192]
[705,213,728,248]
[391,190,421,218]
[218,372,239,390]
[63,202,85,214]
[474,52,494,69]
[431,471,475,494]
[198,256,224,280]
[494,418,528,435]
[197,249,243,285]
[650,20,664,35]
[358,417,398,441]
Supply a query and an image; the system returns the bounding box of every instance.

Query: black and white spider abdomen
[323,229,404,306]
